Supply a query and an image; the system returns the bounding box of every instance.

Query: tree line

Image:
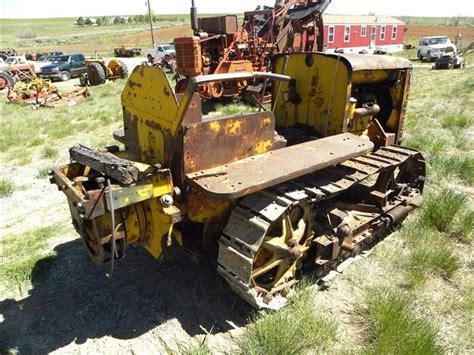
[75,14,182,26]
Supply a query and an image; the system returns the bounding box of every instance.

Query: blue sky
[0,0,473,19]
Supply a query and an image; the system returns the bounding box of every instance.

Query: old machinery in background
[174,0,331,100]
[80,58,129,86]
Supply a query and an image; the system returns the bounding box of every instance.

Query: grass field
[0,16,191,55]
[0,15,473,353]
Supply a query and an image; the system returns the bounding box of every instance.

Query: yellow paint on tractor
[209,120,221,133]
[51,52,425,309]
[254,140,274,154]
[225,120,241,135]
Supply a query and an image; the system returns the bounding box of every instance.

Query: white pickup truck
[417,36,457,62]
[146,44,176,62]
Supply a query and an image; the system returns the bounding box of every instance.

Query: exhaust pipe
[191,0,199,34]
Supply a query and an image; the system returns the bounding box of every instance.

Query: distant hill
[395,16,474,27]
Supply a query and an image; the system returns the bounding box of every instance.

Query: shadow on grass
[0,239,253,354]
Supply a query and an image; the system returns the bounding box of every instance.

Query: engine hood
[41,63,66,71]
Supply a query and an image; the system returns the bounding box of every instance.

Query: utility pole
[146,0,156,48]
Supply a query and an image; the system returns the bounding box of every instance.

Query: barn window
[392,25,398,40]
[344,26,350,42]
[380,25,386,40]
[328,26,335,43]
[361,26,367,37]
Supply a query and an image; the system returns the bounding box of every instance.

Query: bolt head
[160,194,173,207]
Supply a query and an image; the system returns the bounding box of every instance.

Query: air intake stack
[191,0,199,34]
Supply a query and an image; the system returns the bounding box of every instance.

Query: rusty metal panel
[198,15,238,35]
[187,133,374,200]
[175,36,202,77]
[339,53,412,71]
[183,112,276,173]
[177,93,202,124]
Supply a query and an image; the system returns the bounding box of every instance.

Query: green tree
[113,16,122,25]
[101,16,108,25]
[76,17,85,26]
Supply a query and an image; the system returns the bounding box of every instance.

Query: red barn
[322,15,406,53]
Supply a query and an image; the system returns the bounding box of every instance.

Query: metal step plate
[186,133,374,200]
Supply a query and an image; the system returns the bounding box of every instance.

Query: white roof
[323,14,405,25]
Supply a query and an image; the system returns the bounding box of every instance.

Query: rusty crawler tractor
[51,53,425,309]
[174,0,330,100]
[80,58,129,86]
[114,45,142,58]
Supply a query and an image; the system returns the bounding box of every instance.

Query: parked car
[146,44,175,62]
[37,52,64,61]
[0,56,28,68]
[417,36,456,62]
[0,56,35,90]
[0,56,33,73]
[38,54,86,81]
[433,47,465,70]
[34,55,61,74]
[0,48,17,61]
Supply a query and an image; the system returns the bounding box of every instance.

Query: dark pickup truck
[39,53,86,81]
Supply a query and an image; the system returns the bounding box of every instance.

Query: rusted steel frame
[214,39,238,74]
[187,133,374,200]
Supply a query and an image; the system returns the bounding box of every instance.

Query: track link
[217,145,425,309]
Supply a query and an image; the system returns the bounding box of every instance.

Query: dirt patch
[406,25,474,42]
[0,235,250,353]
[117,24,191,43]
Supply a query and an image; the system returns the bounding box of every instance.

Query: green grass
[457,210,474,242]
[0,177,15,198]
[239,282,337,354]
[403,226,461,288]
[37,167,51,179]
[0,225,60,293]
[399,188,468,288]
[441,114,473,129]
[363,288,442,354]
[41,146,58,159]
[184,343,212,355]
[0,80,125,166]
[420,188,468,233]
[404,58,474,187]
